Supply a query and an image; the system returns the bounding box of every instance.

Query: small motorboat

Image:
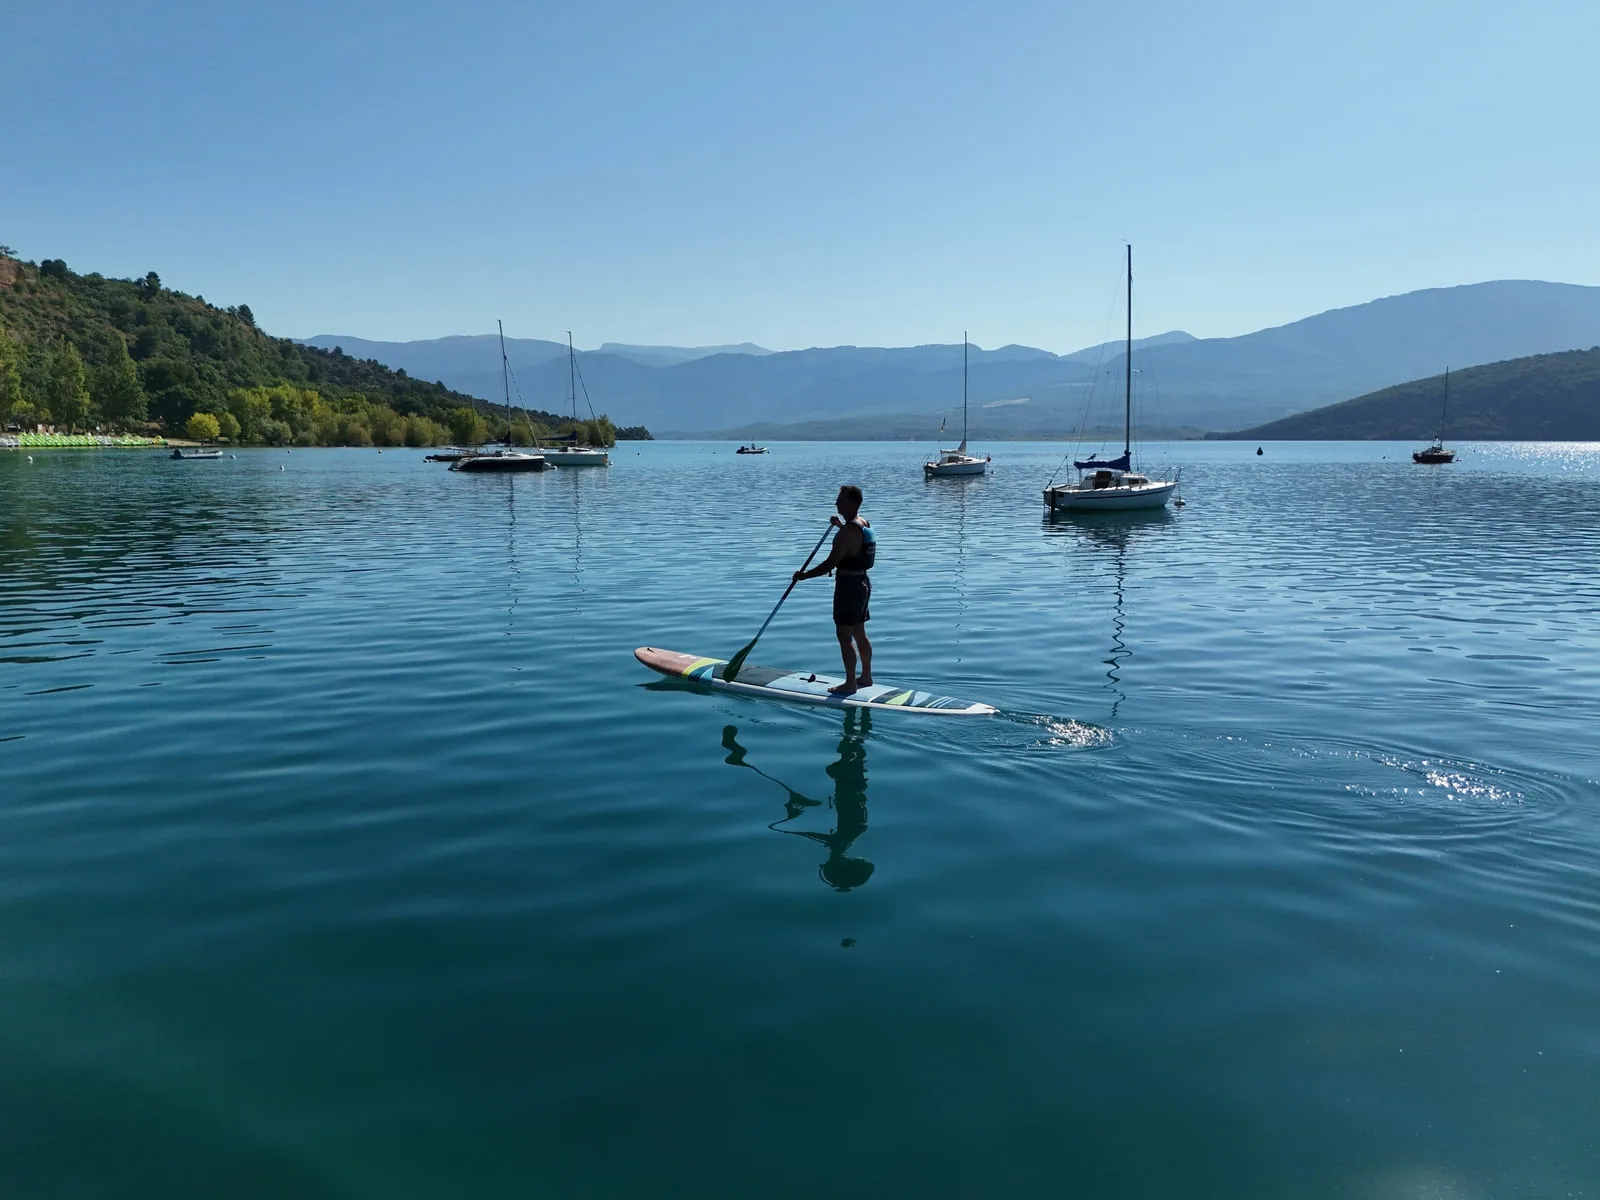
[735,444,769,455]
[171,448,223,460]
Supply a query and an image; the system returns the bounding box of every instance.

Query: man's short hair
[838,485,863,509]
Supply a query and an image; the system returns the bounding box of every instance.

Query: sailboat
[451,322,546,473]
[540,333,611,468]
[1043,246,1178,512]
[1412,368,1456,464]
[924,333,990,477]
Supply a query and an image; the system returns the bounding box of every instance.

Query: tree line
[0,251,652,445]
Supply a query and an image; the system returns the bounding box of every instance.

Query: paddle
[723,522,833,683]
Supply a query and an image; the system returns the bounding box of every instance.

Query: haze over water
[3,441,1599,1197]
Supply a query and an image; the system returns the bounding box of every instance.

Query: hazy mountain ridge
[597,341,772,366]
[297,281,1600,436]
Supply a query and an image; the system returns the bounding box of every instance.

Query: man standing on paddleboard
[792,485,876,695]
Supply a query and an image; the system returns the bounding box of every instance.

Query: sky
[3,0,1597,353]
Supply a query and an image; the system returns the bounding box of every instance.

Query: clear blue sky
[4,0,1596,352]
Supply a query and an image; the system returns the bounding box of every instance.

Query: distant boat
[1044,246,1178,512]
[924,333,989,477]
[452,322,546,474]
[736,443,768,455]
[539,333,610,468]
[1412,368,1456,464]
[170,447,223,460]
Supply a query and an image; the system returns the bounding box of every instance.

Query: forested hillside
[1217,347,1600,441]
[0,250,647,445]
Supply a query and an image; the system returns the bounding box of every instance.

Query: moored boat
[924,334,989,477]
[539,333,610,467]
[451,322,547,474]
[1412,368,1456,464]
[1044,246,1177,512]
[451,448,545,473]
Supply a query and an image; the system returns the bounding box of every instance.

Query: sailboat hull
[451,451,546,472]
[924,456,988,476]
[1044,479,1177,511]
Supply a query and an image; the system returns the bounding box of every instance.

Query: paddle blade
[723,639,757,682]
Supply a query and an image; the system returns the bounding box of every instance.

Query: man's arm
[796,521,859,582]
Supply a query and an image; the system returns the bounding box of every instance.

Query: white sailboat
[540,332,611,468]
[452,322,546,473]
[1044,246,1177,512]
[924,333,990,477]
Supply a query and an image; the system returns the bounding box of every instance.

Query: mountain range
[301,280,1600,437]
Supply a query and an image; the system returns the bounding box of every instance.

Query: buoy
[280,465,285,471]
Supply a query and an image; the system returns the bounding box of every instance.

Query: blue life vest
[837,520,875,573]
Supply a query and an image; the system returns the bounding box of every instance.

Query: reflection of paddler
[720,709,875,891]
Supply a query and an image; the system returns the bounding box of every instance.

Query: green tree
[140,358,210,429]
[369,405,404,446]
[581,415,616,447]
[0,323,24,420]
[217,410,241,442]
[259,418,292,445]
[185,411,221,442]
[226,386,273,441]
[448,406,488,446]
[93,332,147,429]
[338,415,372,446]
[45,338,91,431]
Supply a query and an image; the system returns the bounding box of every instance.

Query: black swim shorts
[833,573,871,626]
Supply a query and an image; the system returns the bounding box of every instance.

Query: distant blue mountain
[299,333,569,378]
[598,341,772,366]
[1060,330,1196,363]
[298,282,1600,435]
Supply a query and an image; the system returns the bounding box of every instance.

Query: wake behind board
[635,647,996,715]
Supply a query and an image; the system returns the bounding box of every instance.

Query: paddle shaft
[725,522,834,679]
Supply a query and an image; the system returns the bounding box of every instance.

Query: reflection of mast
[1104,529,1129,720]
[1044,509,1173,721]
[720,710,874,891]
[504,475,519,640]
[565,468,584,607]
[954,480,967,659]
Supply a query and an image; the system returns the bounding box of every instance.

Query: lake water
[3,440,1599,1198]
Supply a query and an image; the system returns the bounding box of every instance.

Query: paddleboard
[635,646,997,715]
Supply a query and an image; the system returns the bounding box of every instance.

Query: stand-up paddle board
[635,646,996,715]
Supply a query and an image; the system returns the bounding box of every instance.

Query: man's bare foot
[856,675,873,687]
[828,680,858,696]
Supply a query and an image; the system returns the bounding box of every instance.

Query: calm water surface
[3,441,1599,1197]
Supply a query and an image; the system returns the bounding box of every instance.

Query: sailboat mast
[963,331,968,445]
[567,331,577,424]
[499,319,511,443]
[1441,366,1450,439]
[1124,245,1133,458]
